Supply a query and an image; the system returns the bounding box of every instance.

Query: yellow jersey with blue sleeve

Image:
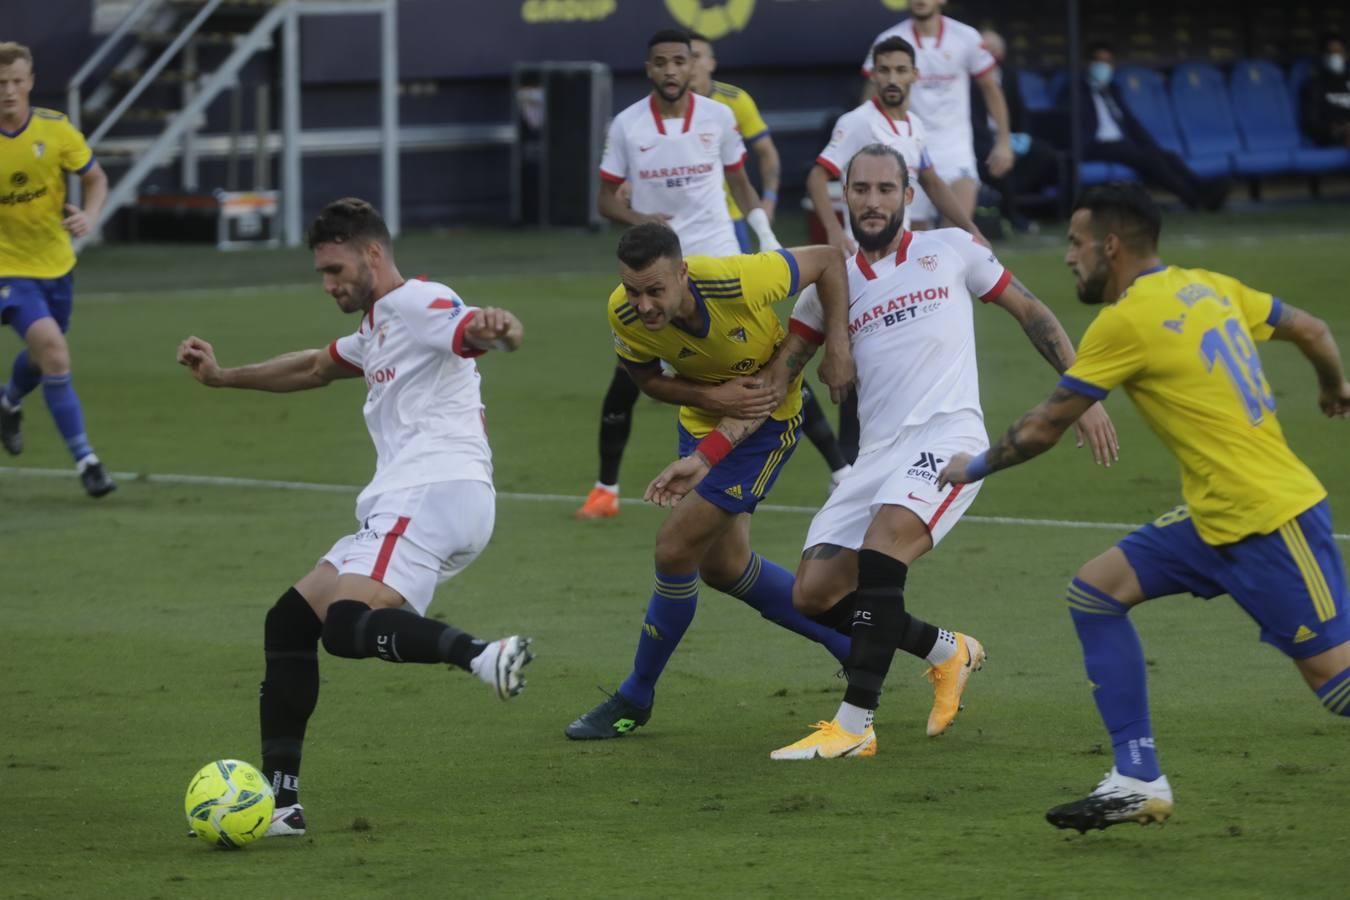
[709,81,769,222]
[0,109,96,279]
[1060,264,1325,545]
[609,249,802,438]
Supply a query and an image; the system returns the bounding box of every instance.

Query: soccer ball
[184,760,275,849]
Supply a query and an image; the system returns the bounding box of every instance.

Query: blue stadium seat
[1284,58,1350,173]
[1114,65,1185,154]
[1019,69,1052,112]
[1171,62,1283,176]
[1230,59,1349,175]
[1079,161,1138,185]
[1045,69,1068,105]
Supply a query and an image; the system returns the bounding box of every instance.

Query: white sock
[835,701,873,735]
[926,629,959,666]
[469,640,497,680]
[596,481,618,493]
[0,394,17,413]
[75,453,100,473]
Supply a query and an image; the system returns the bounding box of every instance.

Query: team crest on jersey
[32,142,45,159]
[678,347,697,358]
[917,254,938,272]
[727,326,747,343]
[377,321,391,348]
[732,357,756,373]
[698,132,716,153]
[11,172,28,187]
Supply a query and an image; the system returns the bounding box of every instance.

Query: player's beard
[1075,259,1110,305]
[878,85,907,109]
[340,262,377,313]
[850,208,905,252]
[656,78,689,104]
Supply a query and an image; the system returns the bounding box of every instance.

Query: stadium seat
[1230,59,1350,175]
[1019,69,1052,112]
[1078,161,1138,185]
[1170,62,1284,177]
[1045,68,1068,105]
[1284,58,1350,173]
[1114,65,1185,154]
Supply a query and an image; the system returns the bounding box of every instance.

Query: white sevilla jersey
[328,278,493,511]
[599,92,746,257]
[816,98,933,231]
[863,16,997,161]
[790,229,1010,454]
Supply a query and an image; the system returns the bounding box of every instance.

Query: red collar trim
[855,250,878,281]
[896,230,914,266]
[870,96,900,134]
[912,16,943,49]
[649,92,695,135]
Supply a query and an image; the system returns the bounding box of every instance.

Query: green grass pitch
[2,209,1348,897]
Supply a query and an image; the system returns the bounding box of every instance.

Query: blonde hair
[0,43,34,69]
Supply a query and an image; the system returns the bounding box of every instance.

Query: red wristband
[695,431,734,467]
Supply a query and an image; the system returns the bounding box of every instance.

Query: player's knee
[265,587,322,652]
[653,535,699,575]
[320,599,373,659]
[792,573,837,616]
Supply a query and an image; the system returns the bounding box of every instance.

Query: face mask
[1088,61,1114,87]
[1328,54,1346,75]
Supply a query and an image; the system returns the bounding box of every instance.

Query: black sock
[842,550,908,710]
[800,383,849,472]
[321,600,485,669]
[260,587,322,808]
[837,391,860,465]
[599,366,640,485]
[811,591,856,635]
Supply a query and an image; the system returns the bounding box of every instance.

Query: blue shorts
[733,218,752,253]
[1119,500,1350,658]
[0,274,74,337]
[678,414,802,515]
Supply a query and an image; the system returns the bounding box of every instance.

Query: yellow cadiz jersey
[609,250,803,438]
[0,108,94,279]
[708,81,768,222]
[1061,265,1325,545]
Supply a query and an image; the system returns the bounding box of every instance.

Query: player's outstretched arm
[1270,302,1350,418]
[176,336,357,392]
[789,245,855,401]
[991,275,1119,465]
[938,384,1099,488]
[597,180,670,227]
[916,168,985,243]
[462,307,524,353]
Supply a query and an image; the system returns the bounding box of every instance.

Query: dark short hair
[648,29,692,52]
[1322,32,1345,52]
[872,36,917,67]
[306,197,391,250]
[1073,182,1161,252]
[617,223,683,270]
[1088,40,1115,56]
[688,31,711,45]
[845,142,910,189]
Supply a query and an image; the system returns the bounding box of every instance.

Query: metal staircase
[68,0,400,247]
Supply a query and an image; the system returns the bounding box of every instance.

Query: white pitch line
[4,465,1347,542]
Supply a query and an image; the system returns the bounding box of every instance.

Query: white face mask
[1328,54,1346,75]
[1088,61,1114,87]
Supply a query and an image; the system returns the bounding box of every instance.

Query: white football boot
[1046,767,1173,832]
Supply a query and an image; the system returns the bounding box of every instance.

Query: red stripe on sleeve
[724,151,747,172]
[789,318,826,345]
[452,310,487,358]
[972,60,999,79]
[599,169,625,184]
[979,269,1013,303]
[370,516,411,583]
[926,484,963,532]
[815,155,841,178]
[327,341,363,374]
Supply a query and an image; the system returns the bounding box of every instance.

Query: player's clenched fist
[177,336,224,386]
[464,307,524,353]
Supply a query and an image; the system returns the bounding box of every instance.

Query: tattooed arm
[1268,300,1350,418]
[987,273,1120,465]
[644,334,817,507]
[989,274,1076,373]
[938,385,1099,487]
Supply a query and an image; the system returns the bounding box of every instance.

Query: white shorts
[321,480,495,615]
[804,412,987,552]
[908,146,980,225]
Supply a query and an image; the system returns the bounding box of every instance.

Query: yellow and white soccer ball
[184,760,275,849]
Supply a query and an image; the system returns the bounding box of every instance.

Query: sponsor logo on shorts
[907,451,945,484]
